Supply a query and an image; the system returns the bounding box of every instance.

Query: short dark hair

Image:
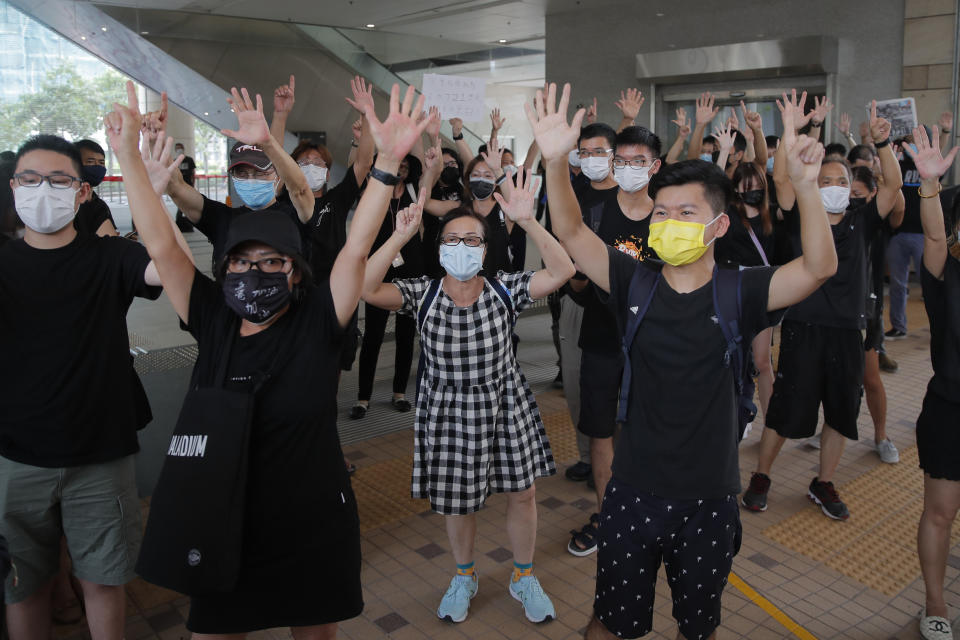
[851,165,877,192]
[477,143,488,155]
[290,140,333,168]
[821,157,853,182]
[0,158,21,235]
[616,126,662,158]
[732,131,747,154]
[702,136,717,147]
[764,135,780,148]
[0,151,15,163]
[441,147,462,172]
[578,123,617,150]
[847,144,876,165]
[74,139,105,157]
[437,206,494,273]
[15,134,83,177]
[824,142,847,159]
[648,159,733,214]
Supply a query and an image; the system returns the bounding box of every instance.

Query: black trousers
[357,302,415,401]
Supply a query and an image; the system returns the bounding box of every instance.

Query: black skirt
[917,389,960,482]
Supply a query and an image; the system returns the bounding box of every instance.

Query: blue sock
[456,562,475,576]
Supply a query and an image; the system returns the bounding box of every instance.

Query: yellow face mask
[648,215,722,266]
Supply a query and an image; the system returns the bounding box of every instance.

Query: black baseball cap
[228,142,272,171]
[223,209,302,260]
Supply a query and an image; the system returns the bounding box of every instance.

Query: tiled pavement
[51,283,960,639]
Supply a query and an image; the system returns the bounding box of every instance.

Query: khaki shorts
[0,454,141,604]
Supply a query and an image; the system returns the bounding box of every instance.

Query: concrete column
[144,89,195,157]
[901,0,958,127]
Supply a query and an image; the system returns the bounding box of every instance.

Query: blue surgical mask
[439,242,484,281]
[233,177,276,209]
[766,156,775,173]
[700,153,713,163]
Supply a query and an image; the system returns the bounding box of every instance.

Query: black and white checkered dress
[394,271,556,515]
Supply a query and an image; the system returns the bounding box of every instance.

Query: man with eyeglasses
[0,134,189,638]
[557,123,621,493]
[567,125,664,558]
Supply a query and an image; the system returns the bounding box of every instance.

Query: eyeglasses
[577,148,613,159]
[231,168,276,180]
[443,161,459,168]
[226,256,292,274]
[441,234,485,247]
[613,158,653,169]
[13,172,81,189]
[298,160,327,168]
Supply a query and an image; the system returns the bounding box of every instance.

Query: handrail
[295,24,487,150]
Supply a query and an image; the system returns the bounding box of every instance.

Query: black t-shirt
[306,168,361,281]
[372,190,426,280]
[574,182,619,228]
[922,258,960,400]
[74,192,116,235]
[899,158,923,235]
[784,199,881,329]
[716,209,775,268]
[481,203,513,274]
[186,270,356,574]
[196,196,302,268]
[605,247,779,499]
[179,155,197,186]
[579,198,655,354]
[0,233,161,467]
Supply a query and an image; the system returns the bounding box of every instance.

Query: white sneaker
[876,439,900,464]
[920,608,954,640]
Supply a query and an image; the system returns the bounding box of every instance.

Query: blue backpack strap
[484,275,515,327]
[415,279,442,402]
[616,265,661,424]
[712,265,757,439]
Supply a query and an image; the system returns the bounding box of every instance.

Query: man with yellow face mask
[529,84,837,640]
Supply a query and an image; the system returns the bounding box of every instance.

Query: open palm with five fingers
[221,87,272,146]
[494,167,538,224]
[524,83,586,162]
[904,125,960,181]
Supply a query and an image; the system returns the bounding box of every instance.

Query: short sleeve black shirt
[0,233,161,466]
[605,247,779,499]
[716,211,775,268]
[196,196,301,267]
[922,258,960,400]
[899,158,923,235]
[306,168,361,281]
[179,156,197,185]
[74,192,116,235]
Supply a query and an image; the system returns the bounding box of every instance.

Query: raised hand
[938,111,954,133]
[221,87,272,146]
[586,97,598,124]
[449,117,463,137]
[351,118,363,142]
[777,89,808,142]
[784,134,824,186]
[141,91,168,143]
[726,108,740,131]
[714,124,735,152]
[835,112,851,136]
[695,92,719,126]
[524,82,586,162]
[671,108,691,138]
[904,125,959,180]
[426,106,442,139]
[490,107,506,131]
[423,137,442,175]
[364,84,432,164]
[615,88,644,121]
[274,74,296,115]
[740,100,762,131]
[493,167,537,224]
[394,190,425,242]
[345,76,374,116]
[141,131,183,196]
[868,100,892,142]
[105,80,144,157]
[481,135,504,173]
[811,96,833,125]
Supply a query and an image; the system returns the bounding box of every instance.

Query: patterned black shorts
[593,477,742,639]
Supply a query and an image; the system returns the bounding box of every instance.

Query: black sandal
[349,404,367,419]
[391,397,412,412]
[567,513,600,557]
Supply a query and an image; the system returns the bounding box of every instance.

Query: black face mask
[82,165,107,188]
[740,189,765,207]
[222,270,291,324]
[469,179,496,200]
[848,197,867,210]
[440,166,461,185]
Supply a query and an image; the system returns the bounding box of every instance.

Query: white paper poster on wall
[870,98,918,140]
[422,73,487,122]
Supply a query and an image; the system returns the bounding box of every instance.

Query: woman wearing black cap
[106,81,432,637]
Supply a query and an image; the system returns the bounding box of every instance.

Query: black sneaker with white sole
[808,477,850,520]
[742,472,771,512]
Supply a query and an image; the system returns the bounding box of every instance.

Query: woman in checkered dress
[362,167,575,625]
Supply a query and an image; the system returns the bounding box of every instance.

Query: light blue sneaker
[437,573,478,623]
[509,575,556,623]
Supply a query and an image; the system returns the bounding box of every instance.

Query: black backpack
[616,264,757,440]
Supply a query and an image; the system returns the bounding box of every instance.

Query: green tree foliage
[0,63,128,151]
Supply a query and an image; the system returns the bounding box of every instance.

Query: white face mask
[580,156,611,182]
[14,183,78,234]
[503,164,517,176]
[819,185,850,214]
[568,149,582,168]
[614,165,651,193]
[301,164,328,191]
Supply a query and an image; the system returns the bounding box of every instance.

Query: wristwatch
[369,166,401,186]
[452,132,464,140]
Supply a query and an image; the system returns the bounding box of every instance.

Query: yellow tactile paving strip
[764,445,960,596]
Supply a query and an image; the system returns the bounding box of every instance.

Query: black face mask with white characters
[222,270,291,324]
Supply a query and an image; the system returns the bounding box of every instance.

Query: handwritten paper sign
[422,73,487,122]
[871,98,918,140]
